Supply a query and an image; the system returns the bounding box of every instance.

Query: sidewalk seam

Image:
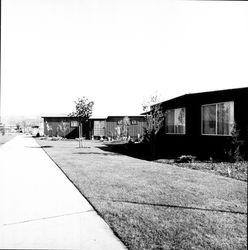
[2,209,94,226]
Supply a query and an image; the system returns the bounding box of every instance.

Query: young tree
[16,123,21,131]
[58,120,69,138]
[70,97,94,147]
[225,123,244,162]
[121,116,130,140]
[142,94,164,159]
[142,92,161,113]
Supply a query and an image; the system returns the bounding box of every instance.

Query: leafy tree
[142,92,161,113]
[225,123,244,162]
[58,120,69,138]
[142,94,164,159]
[21,120,26,133]
[70,97,94,146]
[121,116,130,139]
[16,123,21,130]
[70,97,94,123]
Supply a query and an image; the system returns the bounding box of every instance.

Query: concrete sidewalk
[0,135,126,249]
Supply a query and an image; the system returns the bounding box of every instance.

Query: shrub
[225,123,244,162]
[142,103,164,159]
[175,155,196,163]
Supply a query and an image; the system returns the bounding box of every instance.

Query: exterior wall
[105,116,147,140]
[89,119,106,139]
[43,117,80,138]
[93,120,106,137]
[129,117,147,139]
[43,116,147,140]
[105,117,119,138]
[155,88,248,159]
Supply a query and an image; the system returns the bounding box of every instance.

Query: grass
[0,134,16,146]
[156,159,247,182]
[36,138,247,250]
[102,141,247,181]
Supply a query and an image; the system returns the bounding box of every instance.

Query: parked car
[31,125,43,137]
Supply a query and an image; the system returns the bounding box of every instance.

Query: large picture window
[202,101,234,135]
[165,108,186,134]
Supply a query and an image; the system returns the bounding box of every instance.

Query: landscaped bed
[156,159,247,182]
[104,141,247,182]
[36,138,247,250]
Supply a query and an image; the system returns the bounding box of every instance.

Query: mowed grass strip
[0,134,16,146]
[37,139,247,250]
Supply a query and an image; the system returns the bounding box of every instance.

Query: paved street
[0,135,126,249]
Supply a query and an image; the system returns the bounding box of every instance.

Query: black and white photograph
[0,0,247,249]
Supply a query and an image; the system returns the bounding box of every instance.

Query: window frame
[70,120,79,128]
[201,101,234,136]
[165,107,186,135]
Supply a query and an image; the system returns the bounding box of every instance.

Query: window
[131,120,137,125]
[202,101,234,135]
[70,120,79,128]
[165,108,186,134]
[93,121,105,136]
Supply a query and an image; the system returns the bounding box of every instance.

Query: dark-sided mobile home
[42,115,147,140]
[105,116,147,140]
[42,115,88,139]
[88,118,106,140]
[150,87,248,159]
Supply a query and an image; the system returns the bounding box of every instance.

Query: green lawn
[156,159,247,182]
[0,134,16,146]
[37,138,247,250]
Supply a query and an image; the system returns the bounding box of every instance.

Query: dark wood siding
[43,117,80,138]
[105,119,118,138]
[155,87,248,159]
[89,119,106,138]
[105,116,147,139]
[43,116,147,140]
[129,117,147,138]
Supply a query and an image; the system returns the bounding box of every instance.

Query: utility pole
[78,116,82,148]
[0,0,2,125]
[78,116,81,148]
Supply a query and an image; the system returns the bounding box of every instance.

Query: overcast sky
[2,0,248,118]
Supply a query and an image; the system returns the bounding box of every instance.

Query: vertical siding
[92,120,106,137]
[129,121,146,138]
[106,120,118,138]
[105,116,147,139]
[43,117,78,138]
[43,116,148,140]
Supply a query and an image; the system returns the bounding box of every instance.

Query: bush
[175,155,196,163]
[225,124,244,162]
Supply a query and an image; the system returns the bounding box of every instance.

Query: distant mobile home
[42,115,147,140]
[88,118,106,139]
[148,87,248,159]
[42,115,84,139]
[89,116,147,140]
[105,116,147,140]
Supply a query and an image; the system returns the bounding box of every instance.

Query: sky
[1,0,248,118]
